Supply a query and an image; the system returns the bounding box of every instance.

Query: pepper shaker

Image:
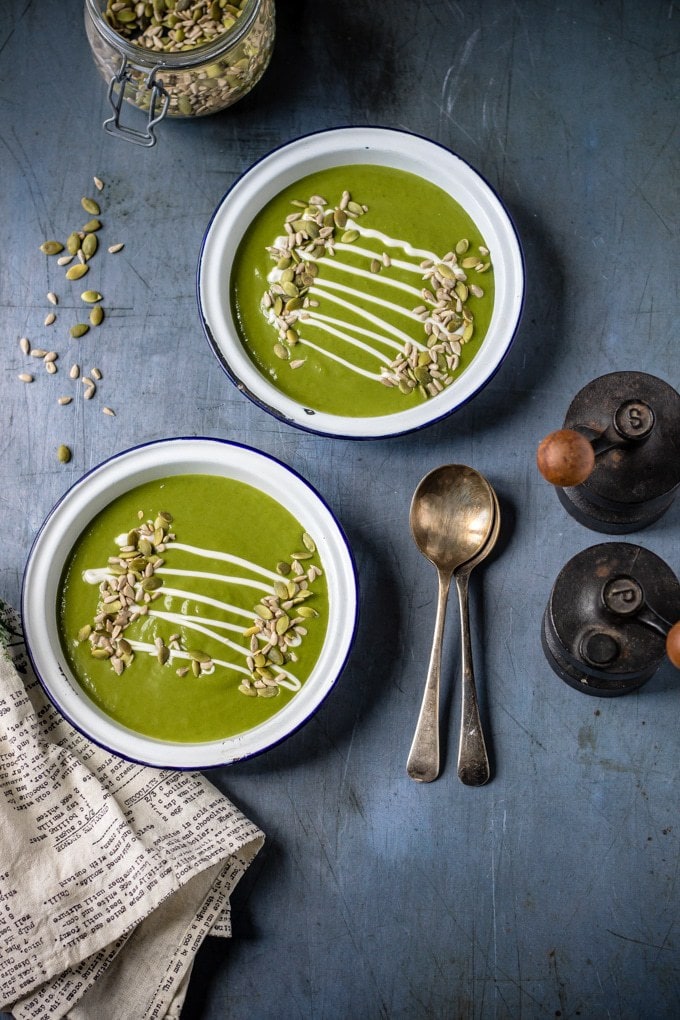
[542,542,680,696]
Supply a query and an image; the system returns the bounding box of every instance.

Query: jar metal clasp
[103,57,170,148]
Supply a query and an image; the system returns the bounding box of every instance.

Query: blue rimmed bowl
[198,126,525,439]
[21,437,358,769]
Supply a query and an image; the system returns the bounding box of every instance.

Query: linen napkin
[0,600,263,1019]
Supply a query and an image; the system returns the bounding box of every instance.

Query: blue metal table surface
[1,1,679,1016]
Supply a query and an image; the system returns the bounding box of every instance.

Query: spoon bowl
[407,465,495,782]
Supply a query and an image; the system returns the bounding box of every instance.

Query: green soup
[58,475,329,743]
[230,164,494,417]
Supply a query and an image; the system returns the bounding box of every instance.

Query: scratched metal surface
[1,1,679,1017]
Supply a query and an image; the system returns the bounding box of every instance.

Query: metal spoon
[407,465,495,783]
[453,487,500,786]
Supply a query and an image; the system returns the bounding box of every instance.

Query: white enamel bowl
[21,438,358,769]
[198,126,525,439]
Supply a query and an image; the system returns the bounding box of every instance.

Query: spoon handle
[454,569,491,786]
[407,568,451,782]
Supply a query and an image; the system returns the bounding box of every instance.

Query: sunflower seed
[58,396,72,405]
[19,337,30,355]
[91,366,102,380]
[108,243,124,254]
[44,312,56,326]
[47,292,58,306]
[69,364,80,379]
[57,255,73,266]
[17,373,33,383]
[93,176,104,191]
[102,406,116,416]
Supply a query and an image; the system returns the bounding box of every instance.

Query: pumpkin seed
[57,444,72,463]
[341,229,359,243]
[82,234,98,259]
[297,605,318,619]
[66,232,81,254]
[40,240,64,255]
[254,603,273,620]
[302,532,316,553]
[90,304,104,326]
[455,238,469,254]
[81,197,101,215]
[81,290,102,303]
[66,264,89,281]
[276,561,291,575]
[70,323,90,338]
[141,575,163,591]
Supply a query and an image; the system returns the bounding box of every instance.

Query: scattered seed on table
[19,337,30,355]
[84,386,95,400]
[70,323,89,338]
[30,348,47,358]
[66,264,89,281]
[47,292,58,306]
[108,243,124,254]
[44,351,58,363]
[89,305,104,326]
[40,241,63,255]
[57,444,71,463]
[102,406,115,417]
[58,396,72,405]
[69,364,80,379]
[18,373,33,383]
[45,361,57,375]
[44,312,56,326]
[81,290,102,303]
[57,254,73,266]
[93,176,104,191]
[81,197,100,216]
[91,367,102,380]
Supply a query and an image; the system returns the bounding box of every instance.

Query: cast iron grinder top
[537,371,680,533]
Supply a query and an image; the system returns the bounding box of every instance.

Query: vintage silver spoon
[453,486,500,786]
[407,465,495,783]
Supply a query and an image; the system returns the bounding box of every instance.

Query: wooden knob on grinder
[537,429,596,487]
[667,622,680,669]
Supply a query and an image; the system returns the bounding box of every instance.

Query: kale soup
[230,164,495,417]
[58,474,329,743]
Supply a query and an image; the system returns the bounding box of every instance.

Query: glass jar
[84,0,275,146]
